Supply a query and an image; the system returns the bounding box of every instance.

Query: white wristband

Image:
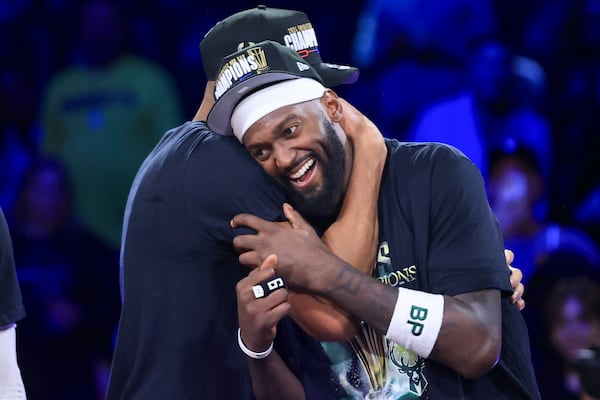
[0,325,26,399]
[237,328,273,359]
[385,287,444,358]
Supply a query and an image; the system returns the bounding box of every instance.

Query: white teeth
[290,158,314,180]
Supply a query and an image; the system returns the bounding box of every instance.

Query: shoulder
[175,123,282,193]
[178,128,286,227]
[386,140,471,169]
[384,140,484,201]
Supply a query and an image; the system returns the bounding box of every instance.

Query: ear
[320,89,342,122]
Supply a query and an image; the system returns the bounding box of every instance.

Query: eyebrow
[245,112,299,152]
[273,113,299,138]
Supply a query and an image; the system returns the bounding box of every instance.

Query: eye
[251,148,269,162]
[283,124,298,137]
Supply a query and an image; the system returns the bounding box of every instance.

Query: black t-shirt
[107,122,339,400]
[0,207,25,327]
[319,141,540,399]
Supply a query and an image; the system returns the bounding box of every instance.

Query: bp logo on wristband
[407,305,428,336]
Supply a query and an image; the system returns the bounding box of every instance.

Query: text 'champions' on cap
[207,40,325,137]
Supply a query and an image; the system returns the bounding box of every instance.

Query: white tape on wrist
[237,328,273,359]
[0,325,26,399]
[385,287,444,358]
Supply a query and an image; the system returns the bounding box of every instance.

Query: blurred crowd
[0,0,599,399]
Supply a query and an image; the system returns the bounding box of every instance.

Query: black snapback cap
[207,40,324,136]
[200,5,358,87]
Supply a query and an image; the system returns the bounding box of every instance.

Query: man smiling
[208,41,540,399]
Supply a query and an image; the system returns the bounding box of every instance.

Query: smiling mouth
[289,157,315,183]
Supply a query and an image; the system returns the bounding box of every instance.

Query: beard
[281,117,346,220]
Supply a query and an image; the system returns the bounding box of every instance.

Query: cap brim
[314,63,359,86]
[207,72,303,136]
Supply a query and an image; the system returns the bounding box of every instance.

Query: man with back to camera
[106,6,526,399]
[205,39,540,399]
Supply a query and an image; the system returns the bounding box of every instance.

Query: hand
[236,254,290,353]
[232,203,334,290]
[504,249,526,311]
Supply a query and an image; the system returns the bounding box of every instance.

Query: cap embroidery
[214,47,267,99]
[296,62,310,71]
[283,23,318,52]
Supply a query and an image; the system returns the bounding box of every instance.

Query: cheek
[260,160,280,180]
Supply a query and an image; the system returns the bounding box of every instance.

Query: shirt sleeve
[0,209,26,326]
[425,145,512,296]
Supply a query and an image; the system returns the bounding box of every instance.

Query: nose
[273,143,296,171]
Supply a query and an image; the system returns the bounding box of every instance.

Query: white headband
[231,78,327,142]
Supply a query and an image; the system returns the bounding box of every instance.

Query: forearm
[302,253,397,335]
[288,292,358,342]
[304,253,502,378]
[289,122,386,341]
[247,351,305,400]
[430,291,502,378]
[322,123,385,274]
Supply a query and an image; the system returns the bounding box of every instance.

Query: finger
[516,281,525,298]
[238,267,276,289]
[251,275,286,299]
[260,254,278,270]
[242,288,289,324]
[256,289,291,324]
[237,269,279,306]
[238,251,263,268]
[240,295,291,347]
[513,282,525,301]
[233,234,260,254]
[231,213,274,232]
[504,249,515,266]
[283,203,310,230]
[510,282,525,304]
[247,264,274,279]
[509,294,526,311]
[264,298,292,326]
[509,266,523,290]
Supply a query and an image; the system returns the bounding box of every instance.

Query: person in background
[486,147,600,282]
[571,345,600,400]
[0,67,41,212]
[40,0,183,251]
[539,276,600,399]
[7,157,119,400]
[408,36,552,183]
